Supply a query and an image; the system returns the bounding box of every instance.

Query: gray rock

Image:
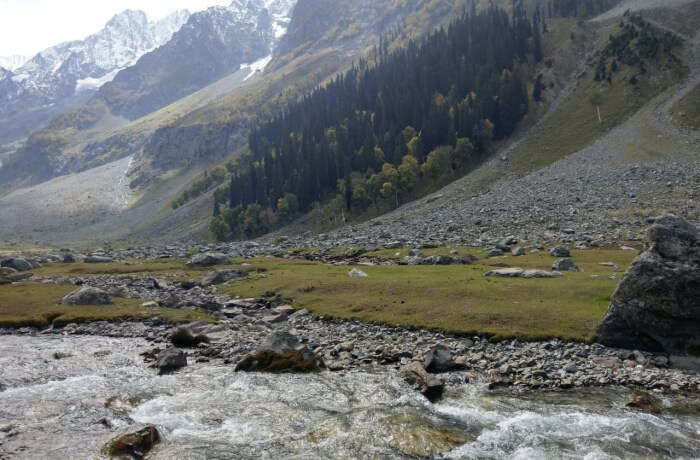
[61,253,76,263]
[0,257,32,272]
[597,214,700,356]
[552,258,580,272]
[60,286,112,305]
[102,424,161,457]
[487,248,504,257]
[84,256,113,263]
[521,270,563,278]
[550,246,571,257]
[348,268,368,278]
[201,269,247,286]
[512,247,526,256]
[187,252,231,267]
[155,348,187,374]
[0,267,17,276]
[485,268,524,277]
[424,344,455,372]
[399,361,444,402]
[260,330,303,353]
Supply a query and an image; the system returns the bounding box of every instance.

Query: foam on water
[1,335,698,459]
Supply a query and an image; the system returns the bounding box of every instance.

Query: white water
[0,335,698,459]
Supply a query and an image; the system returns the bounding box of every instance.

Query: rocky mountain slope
[0,10,190,146]
[0,0,297,190]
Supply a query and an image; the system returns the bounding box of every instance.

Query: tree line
[211,1,546,240]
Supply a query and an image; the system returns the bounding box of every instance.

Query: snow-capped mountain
[96,0,297,120]
[0,9,190,117]
[0,55,28,71]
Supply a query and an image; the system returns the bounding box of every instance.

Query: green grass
[217,248,636,342]
[0,282,215,328]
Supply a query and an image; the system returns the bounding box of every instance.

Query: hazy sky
[0,0,230,57]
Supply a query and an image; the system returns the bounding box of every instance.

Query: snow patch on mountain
[242,55,273,81]
[0,55,28,71]
[0,9,190,114]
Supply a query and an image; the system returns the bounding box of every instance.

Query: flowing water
[1,335,698,459]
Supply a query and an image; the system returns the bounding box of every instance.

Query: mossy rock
[389,424,468,457]
[235,349,324,373]
[170,327,210,348]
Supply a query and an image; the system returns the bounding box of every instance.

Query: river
[0,335,698,459]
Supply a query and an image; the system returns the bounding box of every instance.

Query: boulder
[625,395,661,414]
[260,330,302,353]
[0,267,17,276]
[552,258,580,272]
[423,344,455,372]
[170,327,209,348]
[61,253,76,263]
[512,247,526,256]
[0,257,32,272]
[102,424,161,457]
[60,286,112,305]
[485,268,524,277]
[399,362,444,402]
[236,330,324,372]
[187,252,231,267]
[201,269,247,286]
[155,348,187,374]
[84,256,113,263]
[521,269,563,278]
[348,268,368,278]
[549,246,571,257]
[596,214,700,356]
[487,248,504,257]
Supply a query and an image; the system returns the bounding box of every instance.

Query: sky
[0,0,230,57]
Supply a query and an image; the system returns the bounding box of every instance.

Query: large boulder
[399,362,444,402]
[155,348,188,374]
[187,252,230,267]
[60,286,112,305]
[596,214,700,356]
[201,269,247,286]
[423,344,455,372]
[235,330,324,373]
[0,257,32,272]
[102,424,161,457]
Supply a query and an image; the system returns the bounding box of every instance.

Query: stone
[0,257,32,272]
[60,286,112,305]
[487,248,504,257]
[155,348,187,374]
[460,254,478,264]
[399,361,444,402]
[512,247,526,256]
[550,246,571,257]
[625,395,661,414]
[102,424,161,457]
[0,267,17,276]
[201,269,248,286]
[521,270,563,278]
[235,349,324,373]
[141,301,159,308]
[552,258,580,272]
[84,256,113,263]
[263,313,289,323]
[260,330,303,353]
[348,268,368,278]
[61,253,76,263]
[187,252,231,267]
[484,268,524,277]
[596,214,700,357]
[423,344,455,372]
